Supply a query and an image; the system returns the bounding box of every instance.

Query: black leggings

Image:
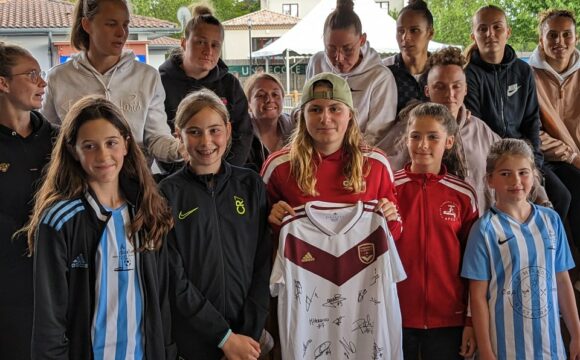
[544,161,580,249]
[403,327,464,360]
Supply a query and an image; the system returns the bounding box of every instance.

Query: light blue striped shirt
[462,204,574,360]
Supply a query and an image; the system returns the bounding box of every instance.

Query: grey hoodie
[306,42,398,146]
[42,50,181,164]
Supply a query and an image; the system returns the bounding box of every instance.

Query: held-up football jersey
[271,201,406,360]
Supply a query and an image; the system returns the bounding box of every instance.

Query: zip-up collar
[470,44,517,71]
[162,52,230,84]
[528,46,580,84]
[402,163,447,183]
[181,161,232,193]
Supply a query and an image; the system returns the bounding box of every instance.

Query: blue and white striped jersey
[87,194,144,360]
[461,203,574,360]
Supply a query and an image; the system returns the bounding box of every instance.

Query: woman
[423,47,500,213]
[262,72,405,359]
[159,5,252,167]
[464,4,569,218]
[243,73,294,172]
[529,9,580,249]
[0,42,58,359]
[383,0,433,114]
[41,0,182,166]
[305,0,397,147]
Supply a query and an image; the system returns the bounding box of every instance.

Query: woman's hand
[222,333,260,360]
[268,201,296,226]
[374,198,399,222]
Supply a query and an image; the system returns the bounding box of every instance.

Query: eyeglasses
[11,69,46,84]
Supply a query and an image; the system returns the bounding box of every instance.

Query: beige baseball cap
[300,72,353,109]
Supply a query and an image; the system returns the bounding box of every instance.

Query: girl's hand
[459,326,476,358]
[268,201,296,226]
[375,198,399,222]
[222,333,260,360]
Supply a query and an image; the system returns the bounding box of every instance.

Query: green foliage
[428,0,580,51]
[130,0,259,27]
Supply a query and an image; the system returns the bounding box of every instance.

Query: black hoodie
[0,111,57,359]
[159,54,252,167]
[465,45,543,167]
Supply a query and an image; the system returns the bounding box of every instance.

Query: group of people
[1,0,580,359]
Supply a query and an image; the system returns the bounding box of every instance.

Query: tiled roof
[149,36,180,47]
[223,9,299,28]
[0,0,178,30]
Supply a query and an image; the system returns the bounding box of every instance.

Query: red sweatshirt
[394,165,478,329]
[261,147,402,240]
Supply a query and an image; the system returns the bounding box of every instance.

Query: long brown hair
[289,96,368,196]
[25,95,173,253]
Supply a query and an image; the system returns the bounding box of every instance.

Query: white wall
[260,0,318,18]
[149,49,169,69]
[222,28,288,60]
[0,33,68,71]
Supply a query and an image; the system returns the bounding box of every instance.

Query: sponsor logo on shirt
[178,207,199,220]
[114,244,134,272]
[71,253,88,269]
[498,236,514,245]
[234,196,246,215]
[358,243,375,264]
[507,83,521,97]
[119,94,142,113]
[0,163,10,173]
[439,201,459,222]
[506,266,550,319]
[546,229,557,250]
[301,252,315,263]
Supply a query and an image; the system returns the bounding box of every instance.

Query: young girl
[0,42,58,360]
[462,138,580,360]
[41,0,182,165]
[159,5,252,167]
[26,96,175,359]
[263,72,405,359]
[394,103,478,360]
[159,89,270,360]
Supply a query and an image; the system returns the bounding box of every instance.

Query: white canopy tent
[251,0,448,92]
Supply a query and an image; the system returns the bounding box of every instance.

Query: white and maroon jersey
[271,201,406,360]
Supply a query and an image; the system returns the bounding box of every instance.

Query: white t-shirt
[271,201,406,360]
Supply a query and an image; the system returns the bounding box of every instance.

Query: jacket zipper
[422,177,428,329]
[494,68,507,135]
[210,188,227,318]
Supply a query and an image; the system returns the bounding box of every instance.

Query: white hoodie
[41,50,181,163]
[306,42,398,146]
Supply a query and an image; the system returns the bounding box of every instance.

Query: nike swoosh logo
[498,236,514,245]
[178,207,199,220]
[507,85,520,97]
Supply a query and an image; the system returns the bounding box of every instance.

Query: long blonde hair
[288,104,368,196]
[25,96,173,253]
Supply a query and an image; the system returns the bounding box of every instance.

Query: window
[253,37,278,51]
[377,1,390,11]
[282,3,299,17]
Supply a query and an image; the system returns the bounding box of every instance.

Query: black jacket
[31,188,176,360]
[159,55,253,166]
[387,53,428,114]
[0,112,57,359]
[159,162,271,360]
[465,45,543,167]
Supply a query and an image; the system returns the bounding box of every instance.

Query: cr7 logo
[234,196,246,215]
